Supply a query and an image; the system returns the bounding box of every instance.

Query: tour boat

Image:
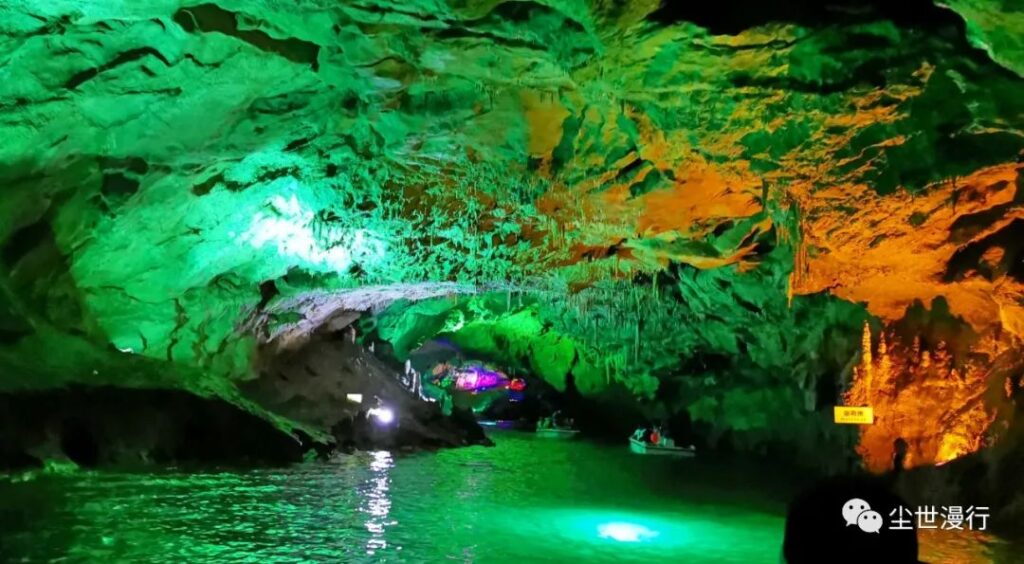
[629,437,696,457]
[478,420,522,430]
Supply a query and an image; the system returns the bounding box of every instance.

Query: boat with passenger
[535,411,580,438]
[628,426,695,457]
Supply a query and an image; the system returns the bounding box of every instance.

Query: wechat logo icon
[843,498,882,533]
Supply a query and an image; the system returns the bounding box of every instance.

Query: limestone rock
[1,0,1023,467]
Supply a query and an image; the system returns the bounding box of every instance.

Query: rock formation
[1,0,1022,486]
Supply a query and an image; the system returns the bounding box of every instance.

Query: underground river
[0,431,1017,563]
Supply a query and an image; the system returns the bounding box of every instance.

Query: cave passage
[2,0,1024,562]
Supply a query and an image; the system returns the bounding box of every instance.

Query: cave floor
[0,432,1014,563]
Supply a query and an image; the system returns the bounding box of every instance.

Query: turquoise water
[0,431,1016,563]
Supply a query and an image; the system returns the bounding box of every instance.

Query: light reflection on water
[363,450,394,556]
[0,432,1017,563]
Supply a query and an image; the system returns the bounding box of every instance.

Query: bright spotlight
[368,407,395,425]
[598,522,658,543]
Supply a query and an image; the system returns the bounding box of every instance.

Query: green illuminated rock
[940,0,1024,76]
[1,0,1023,461]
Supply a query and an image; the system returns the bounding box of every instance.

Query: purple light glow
[453,365,508,392]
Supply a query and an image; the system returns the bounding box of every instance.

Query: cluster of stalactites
[845,322,1003,473]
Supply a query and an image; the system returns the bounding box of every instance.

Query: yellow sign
[834,406,874,425]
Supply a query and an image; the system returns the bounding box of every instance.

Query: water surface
[0,432,1017,563]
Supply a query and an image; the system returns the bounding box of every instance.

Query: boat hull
[479,420,524,430]
[629,438,696,457]
[536,428,580,439]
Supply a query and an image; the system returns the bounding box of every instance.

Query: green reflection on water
[596,520,661,542]
[0,432,1014,563]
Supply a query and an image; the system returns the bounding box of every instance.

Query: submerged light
[368,407,395,425]
[597,522,659,543]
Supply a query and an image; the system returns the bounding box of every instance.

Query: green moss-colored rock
[1,0,1023,456]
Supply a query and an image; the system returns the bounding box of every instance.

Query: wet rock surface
[243,332,491,453]
[895,416,1024,537]
[0,0,1023,470]
[0,386,313,470]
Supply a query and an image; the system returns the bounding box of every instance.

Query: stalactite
[634,319,640,366]
[877,332,893,396]
[860,321,874,401]
[847,324,1008,472]
[934,341,951,371]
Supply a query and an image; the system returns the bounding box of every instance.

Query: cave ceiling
[1,0,1023,416]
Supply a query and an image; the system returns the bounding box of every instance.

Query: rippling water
[0,432,1018,563]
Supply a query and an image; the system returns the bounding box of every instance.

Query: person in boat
[650,425,677,448]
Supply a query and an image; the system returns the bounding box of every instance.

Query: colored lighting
[597,522,659,543]
[452,365,508,392]
[368,407,395,424]
[242,194,386,274]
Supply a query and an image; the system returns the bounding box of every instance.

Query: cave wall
[246,331,491,450]
[0,386,311,469]
[1,0,1023,468]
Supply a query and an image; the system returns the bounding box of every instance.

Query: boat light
[368,407,395,425]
